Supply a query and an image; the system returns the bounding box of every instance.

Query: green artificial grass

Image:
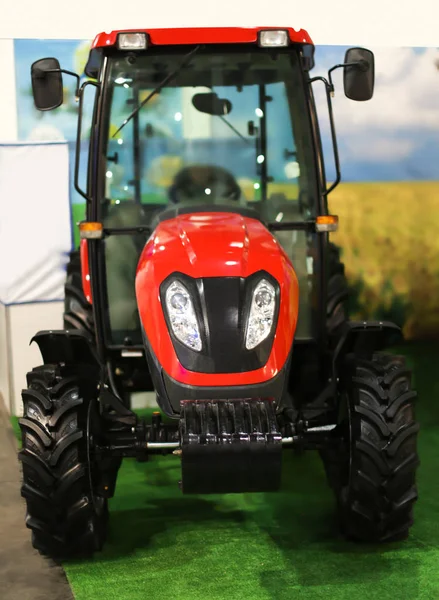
[10,342,439,599]
[10,414,21,442]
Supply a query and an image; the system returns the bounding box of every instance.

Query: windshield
[100,46,318,226]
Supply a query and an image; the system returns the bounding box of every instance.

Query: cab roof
[91,26,313,49]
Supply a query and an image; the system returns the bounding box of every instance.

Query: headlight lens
[117,32,148,50]
[259,30,289,48]
[245,279,277,350]
[165,281,202,352]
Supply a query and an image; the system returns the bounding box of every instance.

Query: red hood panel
[136,212,299,387]
[137,212,289,278]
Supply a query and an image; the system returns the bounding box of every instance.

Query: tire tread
[324,352,419,543]
[18,364,106,559]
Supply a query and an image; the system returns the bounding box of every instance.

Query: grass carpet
[11,342,439,599]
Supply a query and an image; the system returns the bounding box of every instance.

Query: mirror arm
[75,80,100,202]
[308,76,341,196]
[327,61,369,96]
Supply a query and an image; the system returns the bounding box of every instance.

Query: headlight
[165,281,202,352]
[245,279,277,350]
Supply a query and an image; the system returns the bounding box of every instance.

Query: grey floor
[0,396,73,600]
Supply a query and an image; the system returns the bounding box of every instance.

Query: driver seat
[168,165,243,205]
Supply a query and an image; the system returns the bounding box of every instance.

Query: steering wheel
[168,165,242,204]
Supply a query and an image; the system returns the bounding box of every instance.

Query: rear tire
[18,365,111,559]
[322,352,419,543]
[63,250,134,408]
[64,250,94,336]
[327,242,349,333]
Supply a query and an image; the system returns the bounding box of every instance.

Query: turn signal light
[79,221,103,239]
[316,215,339,232]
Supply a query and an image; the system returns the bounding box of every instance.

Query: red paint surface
[136,213,299,387]
[91,26,313,49]
[80,239,92,304]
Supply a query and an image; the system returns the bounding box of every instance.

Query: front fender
[31,329,100,368]
[332,320,403,366]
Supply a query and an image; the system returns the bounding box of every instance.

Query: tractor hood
[136,211,287,279]
[135,211,299,388]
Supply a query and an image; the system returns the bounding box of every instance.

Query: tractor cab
[97,35,323,345]
[30,28,374,367]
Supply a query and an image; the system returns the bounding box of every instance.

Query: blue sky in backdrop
[14,39,439,188]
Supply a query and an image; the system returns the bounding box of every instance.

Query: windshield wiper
[112,45,201,138]
[218,116,250,145]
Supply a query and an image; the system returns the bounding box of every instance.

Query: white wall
[0,303,11,413]
[0,0,438,46]
[0,40,18,141]
[0,143,71,303]
[6,302,63,416]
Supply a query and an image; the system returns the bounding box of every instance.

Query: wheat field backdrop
[329,181,439,340]
[71,181,439,340]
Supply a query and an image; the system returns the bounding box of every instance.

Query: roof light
[316,215,339,232]
[79,221,104,239]
[259,30,289,48]
[117,32,147,50]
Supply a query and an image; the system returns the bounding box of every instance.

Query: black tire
[18,365,111,559]
[322,352,419,543]
[327,242,349,333]
[64,250,94,336]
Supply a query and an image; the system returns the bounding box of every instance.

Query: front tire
[18,365,110,559]
[323,352,420,543]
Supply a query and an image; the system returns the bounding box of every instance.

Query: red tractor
[20,27,419,558]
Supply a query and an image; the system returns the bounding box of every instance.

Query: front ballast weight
[179,398,283,494]
[96,392,336,495]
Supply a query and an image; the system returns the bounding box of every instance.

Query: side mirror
[343,47,375,101]
[31,58,63,111]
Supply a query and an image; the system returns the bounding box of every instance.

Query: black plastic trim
[151,203,263,227]
[140,319,291,416]
[159,271,280,374]
[163,363,288,413]
[85,48,103,79]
